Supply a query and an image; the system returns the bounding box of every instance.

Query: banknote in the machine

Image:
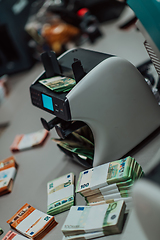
[53,139,94,160]
[39,76,76,92]
[72,132,94,148]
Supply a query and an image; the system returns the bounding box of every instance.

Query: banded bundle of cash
[76,156,144,211]
[39,76,76,92]
[7,203,58,240]
[2,231,28,240]
[0,156,18,196]
[61,201,126,239]
[47,173,75,215]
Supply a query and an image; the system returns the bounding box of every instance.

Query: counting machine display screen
[42,93,54,111]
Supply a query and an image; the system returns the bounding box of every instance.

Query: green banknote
[72,132,94,148]
[76,157,135,194]
[47,173,75,215]
[53,138,94,160]
[107,157,135,184]
[61,201,126,237]
[39,76,76,92]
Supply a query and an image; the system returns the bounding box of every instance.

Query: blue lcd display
[42,94,54,111]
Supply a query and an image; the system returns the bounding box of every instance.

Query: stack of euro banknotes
[39,76,76,92]
[61,156,144,239]
[61,201,126,239]
[47,173,75,215]
[75,156,144,212]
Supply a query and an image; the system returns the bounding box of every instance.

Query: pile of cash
[2,231,29,240]
[76,156,144,211]
[47,173,75,215]
[7,203,58,240]
[53,136,94,160]
[39,76,76,92]
[0,156,18,196]
[61,201,126,239]
[53,126,94,165]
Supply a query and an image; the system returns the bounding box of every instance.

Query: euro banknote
[39,76,76,92]
[7,203,58,240]
[75,157,143,212]
[47,173,75,215]
[61,201,126,237]
[88,197,132,212]
[76,157,140,195]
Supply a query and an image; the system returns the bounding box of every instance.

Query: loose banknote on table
[47,173,75,215]
[10,129,49,151]
[7,203,58,240]
[61,201,126,239]
[76,156,144,212]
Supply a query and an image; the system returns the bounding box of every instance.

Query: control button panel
[31,90,42,107]
[54,102,64,115]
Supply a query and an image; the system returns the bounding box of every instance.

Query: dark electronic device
[30,48,160,167]
[30,48,111,122]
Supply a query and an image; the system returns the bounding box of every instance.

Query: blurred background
[0,0,126,76]
[1,0,159,127]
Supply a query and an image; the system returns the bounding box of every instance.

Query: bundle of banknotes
[47,173,75,215]
[2,231,28,240]
[39,76,76,92]
[7,203,58,240]
[0,156,18,196]
[76,156,144,211]
[61,201,126,239]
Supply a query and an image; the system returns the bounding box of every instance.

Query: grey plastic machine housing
[30,48,160,167]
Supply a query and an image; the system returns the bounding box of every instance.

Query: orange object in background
[41,22,80,55]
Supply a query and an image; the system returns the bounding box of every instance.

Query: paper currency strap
[0,156,16,170]
[48,181,72,194]
[7,204,35,227]
[77,157,133,191]
[47,183,74,205]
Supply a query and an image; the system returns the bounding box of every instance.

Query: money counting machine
[30,48,160,167]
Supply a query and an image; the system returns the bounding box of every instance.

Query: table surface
[0,6,159,240]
